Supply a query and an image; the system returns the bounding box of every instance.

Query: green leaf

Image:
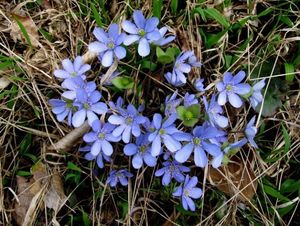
[90,2,103,27]
[263,184,290,202]
[12,15,33,48]
[156,46,175,64]
[82,211,91,226]
[171,0,178,14]
[17,170,32,177]
[187,104,201,118]
[112,76,134,89]
[182,118,199,127]
[284,63,295,82]
[157,55,174,64]
[280,179,300,194]
[279,15,293,27]
[281,124,291,153]
[67,162,82,173]
[176,106,187,120]
[203,8,230,28]
[156,46,165,58]
[152,0,163,19]
[20,134,32,154]
[141,60,157,71]
[206,29,228,48]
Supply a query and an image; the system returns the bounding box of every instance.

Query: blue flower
[249,79,265,109]
[216,71,251,108]
[108,104,147,143]
[106,169,133,187]
[152,27,175,46]
[122,10,161,57]
[88,24,126,67]
[164,92,182,117]
[203,94,228,128]
[223,139,247,153]
[83,120,120,157]
[184,92,198,107]
[101,70,120,86]
[164,51,201,87]
[72,89,108,127]
[48,98,74,125]
[245,116,258,148]
[175,124,224,168]
[194,78,205,92]
[148,113,182,156]
[108,96,124,112]
[79,144,111,168]
[172,175,202,211]
[155,160,190,186]
[61,77,95,100]
[124,134,157,169]
[53,56,90,81]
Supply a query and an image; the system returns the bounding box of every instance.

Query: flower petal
[108,23,119,40]
[138,38,150,57]
[194,146,208,167]
[228,92,243,108]
[101,50,114,67]
[145,17,159,32]
[175,143,193,163]
[217,91,227,106]
[123,34,140,46]
[132,154,143,169]
[72,109,86,127]
[62,59,74,73]
[88,41,108,53]
[91,140,102,156]
[101,140,113,156]
[151,135,161,156]
[232,70,246,84]
[133,10,145,29]
[124,143,138,156]
[93,27,108,43]
[114,46,126,59]
[122,20,138,34]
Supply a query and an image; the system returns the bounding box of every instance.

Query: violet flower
[164,92,182,117]
[173,175,202,211]
[155,160,190,186]
[88,24,126,67]
[152,27,175,46]
[249,79,266,109]
[72,89,108,127]
[61,77,96,100]
[53,56,90,81]
[194,78,205,92]
[79,144,111,168]
[203,94,228,128]
[175,124,224,168]
[122,10,161,57]
[216,71,251,108]
[245,116,258,148]
[124,134,157,169]
[108,104,147,143]
[148,113,182,156]
[106,169,133,187]
[184,93,198,107]
[83,120,120,157]
[48,98,74,125]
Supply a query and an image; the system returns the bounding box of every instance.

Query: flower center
[125,117,133,125]
[139,145,146,153]
[108,41,115,49]
[184,189,189,196]
[71,72,77,77]
[193,137,201,145]
[159,129,165,135]
[66,102,73,108]
[185,111,193,120]
[138,29,146,37]
[169,165,175,172]
[98,132,105,139]
[83,103,90,109]
[226,85,233,92]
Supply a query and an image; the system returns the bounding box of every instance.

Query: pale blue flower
[164,92,181,116]
[173,175,202,211]
[152,27,175,46]
[122,10,161,57]
[249,79,265,109]
[89,24,126,67]
[184,93,198,107]
[48,98,74,125]
[245,116,258,148]
[79,144,111,168]
[216,71,251,108]
[194,78,205,92]
[106,169,133,187]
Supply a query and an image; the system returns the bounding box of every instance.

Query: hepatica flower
[245,116,258,148]
[249,79,266,109]
[49,98,75,125]
[124,134,157,169]
[88,24,126,67]
[216,71,251,108]
[164,92,182,117]
[173,175,202,211]
[122,10,161,57]
[54,56,90,81]
[184,93,198,107]
[79,144,111,168]
[148,113,182,156]
[203,94,228,128]
[152,27,175,46]
[175,124,224,168]
[155,160,190,186]
[72,89,108,127]
[83,120,120,157]
[165,51,201,87]
[108,104,147,143]
[106,169,133,187]
[61,77,96,100]
[194,78,205,92]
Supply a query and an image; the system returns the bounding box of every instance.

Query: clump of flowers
[49,10,265,212]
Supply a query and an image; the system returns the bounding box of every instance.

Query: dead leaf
[10,13,39,48]
[208,157,257,202]
[13,162,66,225]
[0,77,11,89]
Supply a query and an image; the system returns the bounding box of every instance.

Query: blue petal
[194,146,207,167]
[101,139,113,156]
[101,50,114,67]
[112,124,126,137]
[72,109,86,127]
[90,102,108,114]
[54,69,70,79]
[234,83,251,95]
[93,27,108,43]
[151,135,161,156]
[162,134,181,152]
[228,92,243,108]
[122,20,138,34]
[153,113,162,129]
[108,23,119,40]
[122,126,131,143]
[133,10,146,29]
[146,30,161,41]
[162,172,171,186]
[123,34,140,46]
[88,41,108,53]
[223,72,233,83]
[132,154,143,169]
[114,46,126,59]
[62,59,74,73]
[143,153,157,167]
[108,115,125,125]
[175,143,193,163]
[83,132,97,143]
[189,187,202,199]
[172,186,183,197]
[87,111,98,126]
[185,196,196,211]
[217,91,227,106]
[232,71,246,84]
[124,143,138,156]
[91,140,102,156]
[138,38,150,57]
[145,17,159,32]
